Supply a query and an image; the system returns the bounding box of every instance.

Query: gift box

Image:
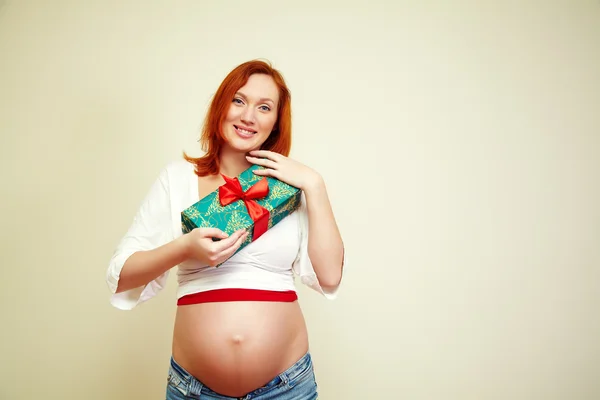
[181,164,302,263]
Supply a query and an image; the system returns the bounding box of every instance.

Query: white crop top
[106,159,343,310]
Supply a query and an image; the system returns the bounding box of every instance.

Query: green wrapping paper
[181,164,301,263]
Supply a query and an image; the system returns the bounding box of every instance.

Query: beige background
[1,1,599,399]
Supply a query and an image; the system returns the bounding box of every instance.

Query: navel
[231,334,244,344]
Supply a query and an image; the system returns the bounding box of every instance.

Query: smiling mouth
[234,125,257,137]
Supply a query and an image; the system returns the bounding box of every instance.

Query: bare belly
[171,300,309,397]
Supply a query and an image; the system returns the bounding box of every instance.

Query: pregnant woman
[106,59,346,399]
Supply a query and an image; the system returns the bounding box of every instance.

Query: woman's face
[222,73,279,153]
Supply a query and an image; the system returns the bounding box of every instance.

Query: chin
[223,128,268,153]
[223,136,257,153]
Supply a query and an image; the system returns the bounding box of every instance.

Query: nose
[241,106,256,125]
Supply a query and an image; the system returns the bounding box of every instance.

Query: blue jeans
[165,352,319,399]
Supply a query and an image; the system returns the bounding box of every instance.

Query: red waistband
[177,288,298,306]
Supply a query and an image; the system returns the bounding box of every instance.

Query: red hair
[183,60,292,176]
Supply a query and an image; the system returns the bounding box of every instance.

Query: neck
[218,146,253,178]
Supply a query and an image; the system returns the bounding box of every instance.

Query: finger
[248,149,282,161]
[211,229,246,251]
[198,228,229,239]
[214,232,248,264]
[211,229,244,248]
[217,231,249,260]
[246,155,278,169]
[251,168,270,176]
[252,168,282,180]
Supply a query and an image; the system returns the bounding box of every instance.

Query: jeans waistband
[275,351,313,385]
[169,351,313,395]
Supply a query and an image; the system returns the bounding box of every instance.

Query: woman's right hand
[183,228,249,267]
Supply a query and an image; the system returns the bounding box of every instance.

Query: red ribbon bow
[218,175,270,240]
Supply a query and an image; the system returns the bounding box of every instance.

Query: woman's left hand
[246,150,323,191]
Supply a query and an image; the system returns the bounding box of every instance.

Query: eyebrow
[235,91,275,105]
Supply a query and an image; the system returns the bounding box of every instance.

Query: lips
[234,125,257,139]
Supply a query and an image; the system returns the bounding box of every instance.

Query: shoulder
[163,158,195,175]
[144,158,195,200]
[155,158,195,185]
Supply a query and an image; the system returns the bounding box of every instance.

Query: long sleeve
[291,192,346,299]
[106,166,175,310]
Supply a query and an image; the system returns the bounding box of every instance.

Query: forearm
[303,177,344,290]
[115,235,190,293]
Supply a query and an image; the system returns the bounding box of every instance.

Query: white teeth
[237,127,254,135]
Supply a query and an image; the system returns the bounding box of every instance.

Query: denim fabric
[166,352,318,399]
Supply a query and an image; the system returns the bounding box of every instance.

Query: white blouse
[105,159,343,310]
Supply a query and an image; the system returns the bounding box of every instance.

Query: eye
[259,105,271,111]
[233,98,244,105]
